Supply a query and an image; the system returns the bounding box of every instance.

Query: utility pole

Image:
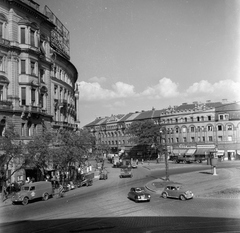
[160,129,169,181]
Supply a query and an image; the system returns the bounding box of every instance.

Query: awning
[216,150,225,156]
[172,148,187,155]
[185,148,196,155]
[195,148,211,156]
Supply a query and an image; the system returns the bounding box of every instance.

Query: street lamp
[160,129,169,181]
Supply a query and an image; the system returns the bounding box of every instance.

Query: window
[0,85,3,100]
[197,117,200,121]
[40,69,45,83]
[21,87,26,105]
[183,137,187,142]
[21,123,25,136]
[208,136,213,142]
[175,127,179,133]
[31,88,35,105]
[202,137,205,142]
[218,136,222,141]
[218,125,223,131]
[190,117,193,122]
[175,118,178,123]
[198,137,201,142]
[30,61,36,75]
[182,127,187,133]
[21,60,26,74]
[207,125,213,131]
[191,137,195,142]
[176,137,179,143]
[208,116,211,121]
[20,27,26,44]
[0,22,2,38]
[190,127,194,132]
[30,29,35,46]
[184,117,187,122]
[227,136,232,141]
[227,125,233,131]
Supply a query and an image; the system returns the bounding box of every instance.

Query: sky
[37,0,240,127]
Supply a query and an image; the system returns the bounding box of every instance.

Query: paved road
[1,161,240,233]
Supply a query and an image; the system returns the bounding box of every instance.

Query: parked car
[131,162,138,169]
[128,187,151,202]
[119,167,133,178]
[11,181,53,205]
[161,184,194,200]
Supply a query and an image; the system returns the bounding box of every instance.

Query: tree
[0,122,25,201]
[24,130,56,180]
[54,129,95,183]
[126,119,161,158]
[126,119,161,145]
[126,120,170,180]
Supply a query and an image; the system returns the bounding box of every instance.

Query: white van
[12,181,53,205]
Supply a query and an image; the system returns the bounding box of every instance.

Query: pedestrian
[141,159,144,165]
[136,159,138,165]
[58,184,64,198]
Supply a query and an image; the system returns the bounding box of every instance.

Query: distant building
[85,100,240,161]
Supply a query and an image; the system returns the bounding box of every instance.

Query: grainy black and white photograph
[0,0,240,232]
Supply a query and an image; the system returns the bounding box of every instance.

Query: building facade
[0,0,79,139]
[0,0,79,183]
[85,100,240,161]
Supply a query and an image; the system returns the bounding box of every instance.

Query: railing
[19,0,39,11]
[0,38,10,47]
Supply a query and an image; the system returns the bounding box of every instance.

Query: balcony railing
[0,38,10,47]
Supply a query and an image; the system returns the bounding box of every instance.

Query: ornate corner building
[0,0,79,141]
[85,100,240,161]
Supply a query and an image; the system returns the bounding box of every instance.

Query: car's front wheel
[162,192,168,198]
[179,195,186,201]
[22,197,29,205]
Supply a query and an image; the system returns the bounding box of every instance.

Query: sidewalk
[145,162,240,198]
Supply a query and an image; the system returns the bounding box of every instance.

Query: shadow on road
[1,216,240,233]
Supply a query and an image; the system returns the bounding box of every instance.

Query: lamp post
[160,129,169,181]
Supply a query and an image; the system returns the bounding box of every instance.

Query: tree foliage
[126,120,161,145]
[0,121,25,201]
[24,130,56,177]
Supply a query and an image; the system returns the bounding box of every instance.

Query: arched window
[0,75,9,101]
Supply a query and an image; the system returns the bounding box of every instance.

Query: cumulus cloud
[78,81,136,101]
[88,76,107,83]
[141,77,180,98]
[112,82,136,97]
[186,79,240,101]
[78,78,240,103]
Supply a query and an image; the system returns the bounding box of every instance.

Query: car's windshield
[135,188,144,192]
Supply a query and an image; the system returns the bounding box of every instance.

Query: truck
[174,154,206,164]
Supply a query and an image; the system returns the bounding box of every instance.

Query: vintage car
[119,167,133,178]
[131,162,138,169]
[161,184,194,200]
[11,181,53,205]
[128,187,151,202]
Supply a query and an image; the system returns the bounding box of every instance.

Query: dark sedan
[128,187,151,202]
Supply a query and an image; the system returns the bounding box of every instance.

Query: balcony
[0,100,13,110]
[0,38,10,47]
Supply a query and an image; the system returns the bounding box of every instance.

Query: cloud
[78,78,240,103]
[186,79,240,101]
[141,77,180,98]
[78,81,136,101]
[88,76,107,83]
[112,82,136,97]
